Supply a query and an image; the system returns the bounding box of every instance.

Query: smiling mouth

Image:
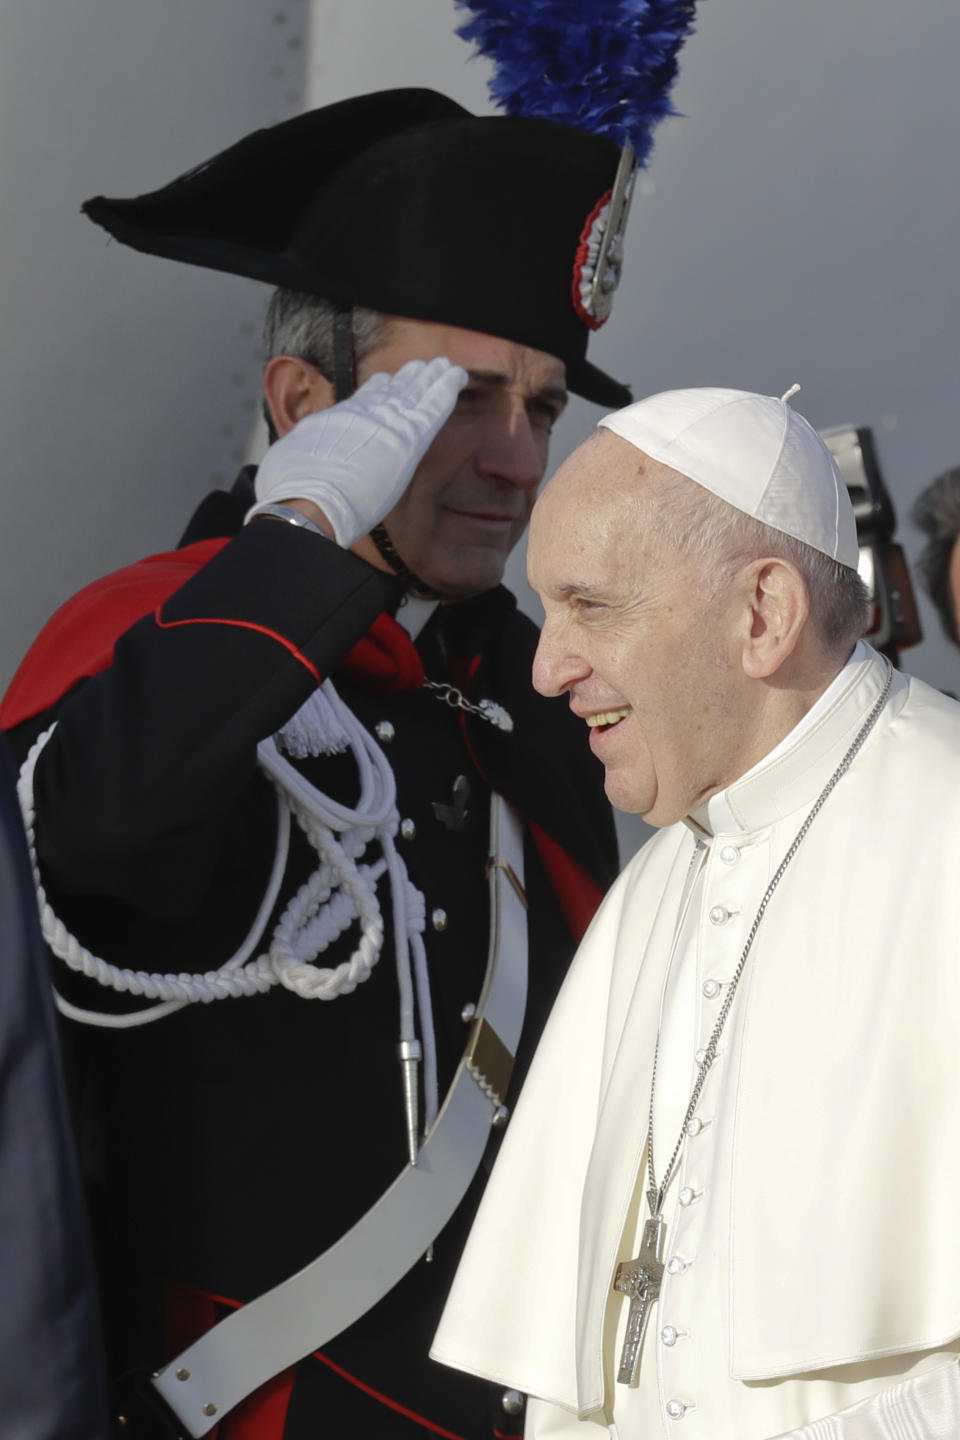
[585,708,631,732]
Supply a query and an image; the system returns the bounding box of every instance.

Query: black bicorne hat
[82,89,631,407]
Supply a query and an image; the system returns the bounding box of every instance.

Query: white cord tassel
[276,684,350,758]
[18,679,442,1137]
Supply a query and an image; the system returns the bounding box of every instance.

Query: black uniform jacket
[4,474,618,1440]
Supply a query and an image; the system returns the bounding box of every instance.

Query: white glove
[247,357,468,548]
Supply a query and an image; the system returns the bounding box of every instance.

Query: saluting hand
[247,357,468,547]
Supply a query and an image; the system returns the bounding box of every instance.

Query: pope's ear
[740,557,809,679]
[263,356,334,438]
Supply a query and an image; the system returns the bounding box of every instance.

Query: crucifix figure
[613,1213,665,1385]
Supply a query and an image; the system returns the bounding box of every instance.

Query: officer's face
[354,319,567,598]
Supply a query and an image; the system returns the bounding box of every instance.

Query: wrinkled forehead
[529,431,679,587]
[535,430,680,530]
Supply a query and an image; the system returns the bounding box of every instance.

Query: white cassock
[432,644,960,1439]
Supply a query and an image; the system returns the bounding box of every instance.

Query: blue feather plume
[454,0,698,160]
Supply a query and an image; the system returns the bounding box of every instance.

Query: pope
[433,387,960,1440]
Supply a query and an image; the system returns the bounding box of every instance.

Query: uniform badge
[433,774,473,832]
[572,142,638,328]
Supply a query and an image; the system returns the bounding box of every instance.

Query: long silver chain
[645,659,894,1217]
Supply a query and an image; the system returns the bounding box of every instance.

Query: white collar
[687,642,898,838]
[395,596,439,642]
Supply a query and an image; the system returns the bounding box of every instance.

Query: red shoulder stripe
[0,538,229,730]
[1,536,428,733]
[153,608,321,685]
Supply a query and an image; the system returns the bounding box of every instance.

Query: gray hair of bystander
[911,466,960,646]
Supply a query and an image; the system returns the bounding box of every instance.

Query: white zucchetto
[597,387,859,569]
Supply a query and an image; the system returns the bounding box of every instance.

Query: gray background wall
[1,0,958,860]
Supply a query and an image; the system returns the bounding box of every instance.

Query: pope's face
[528,431,751,826]
[355,319,568,598]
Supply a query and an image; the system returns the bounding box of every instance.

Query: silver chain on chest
[645,659,894,1216]
[422,680,514,732]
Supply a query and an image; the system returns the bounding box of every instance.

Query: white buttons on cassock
[375,720,395,742]
[666,1399,690,1420]
[678,1186,701,1207]
[702,978,722,999]
[431,908,448,932]
[667,1255,690,1276]
[685,1117,704,1137]
[719,844,739,865]
[708,905,730,926]
[400,818,416,840]
[694,1048,708,1066]
[661,1325,678,1346]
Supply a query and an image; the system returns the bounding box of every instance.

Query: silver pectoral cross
[614,1213,665,1385]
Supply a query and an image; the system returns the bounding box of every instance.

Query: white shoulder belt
[151,793,528,1436]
